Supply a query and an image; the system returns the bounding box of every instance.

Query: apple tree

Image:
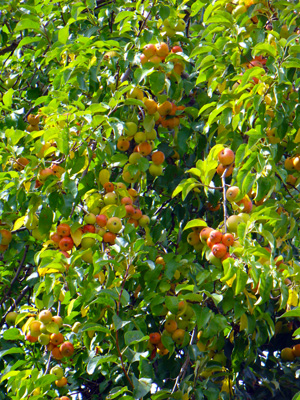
[1,0,300,399]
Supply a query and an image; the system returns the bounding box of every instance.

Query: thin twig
[0,285,30,328]
[137,0,156,38]
[171,328,197,393]
[0,245,29,308]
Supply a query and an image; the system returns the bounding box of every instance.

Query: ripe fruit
[82,224,96,233]
[14,157,30,171]
[155,42,169,57]
[137,141,152,156]
[157,101,172,116]
[143,44,156,57]
[164,319,178,333]
[103,232,117,244]
[0,230,12,245]
[5,311,17,326]
[222,233,234,247]
[132,208,142,220]
[52,346,63,360]
[106,217,122,233]
[38,168,55,181]
[59,237,74,251]
[152,151,165,165]
[29,320,42,337]
[27,114,40,125]
[26,334,39,343]
[104,182,115,192]
[52,315,63,328]
[200,227,213,243]
[50,332,64,345]
[144,98,157,114]
[60,341,74,357]
[96,214,107,227]
[57,223,71,237]
[117,138,130,151]
[293,344,300,357]
[212,243,227,259]
[217,163,234,177]
[226,186,240,202]
[55,376,68,387]
[209,230,223,245]
[39,310,53,324]
[218,148,235,165]
[149,332,161,344]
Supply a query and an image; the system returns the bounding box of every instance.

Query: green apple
[40,323,49,334]
[226,215,243,233]
[175,19,186,31]
[139,215,150,227]
[149,164,163,177]
[178,305,194,320]
[81,237,96,249]
[106,217,122,233]
[39,310,53,324]
[146,129,157,140]
[238,213,250,223]
[129,153,143,164]
[103,192,118,205]
[5,311,18,326]
[29,320,42,337]
[38,333,50,345]
[125,122,138,136]
[50,366,64,380]
[134,131,147,143]
[84,213,96,225]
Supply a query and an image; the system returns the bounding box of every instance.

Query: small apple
[125,122,138,136]
[39,310,53,324]
[226,215,243,233]
[81,237,96,249]
[5,311,17,326]
[38,333,50,345]
[60,341,74,357]
[106,217,122,233]
[139,215,150,227]
[52,315,63,328]
[103,192,118,205]
[149,164,163,177]
[29,320,42,337]
[84,213,96,225]
[50,366,64,380]
[25,215,38,230]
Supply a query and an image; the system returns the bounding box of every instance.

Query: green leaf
[132,376,152,399]
[3,89,14,107]
[3,328,22,341]
[38,206,53,235]
[58,25,69,44]
[280,308,300,318]
[87,355,118,375]
[124,331,147,346]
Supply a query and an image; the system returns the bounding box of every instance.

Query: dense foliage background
[1,0,300,399]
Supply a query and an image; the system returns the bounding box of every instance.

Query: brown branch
[0,41,19,56]
[0,285,31,328]
[137,0,156,38]
[0,245,29,308]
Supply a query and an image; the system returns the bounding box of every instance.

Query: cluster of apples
[284,156,300,186]
[0,228,12,252]
[161,18,186,37]
[216,148,235,178]
[26,113,40,132]
[117,120,166,178]
[140,42,185,76]
[281,344,300,362]
[147,300,195,358]
[48,183,150,263]
[25,310,74,386]
[226,185,253,213]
